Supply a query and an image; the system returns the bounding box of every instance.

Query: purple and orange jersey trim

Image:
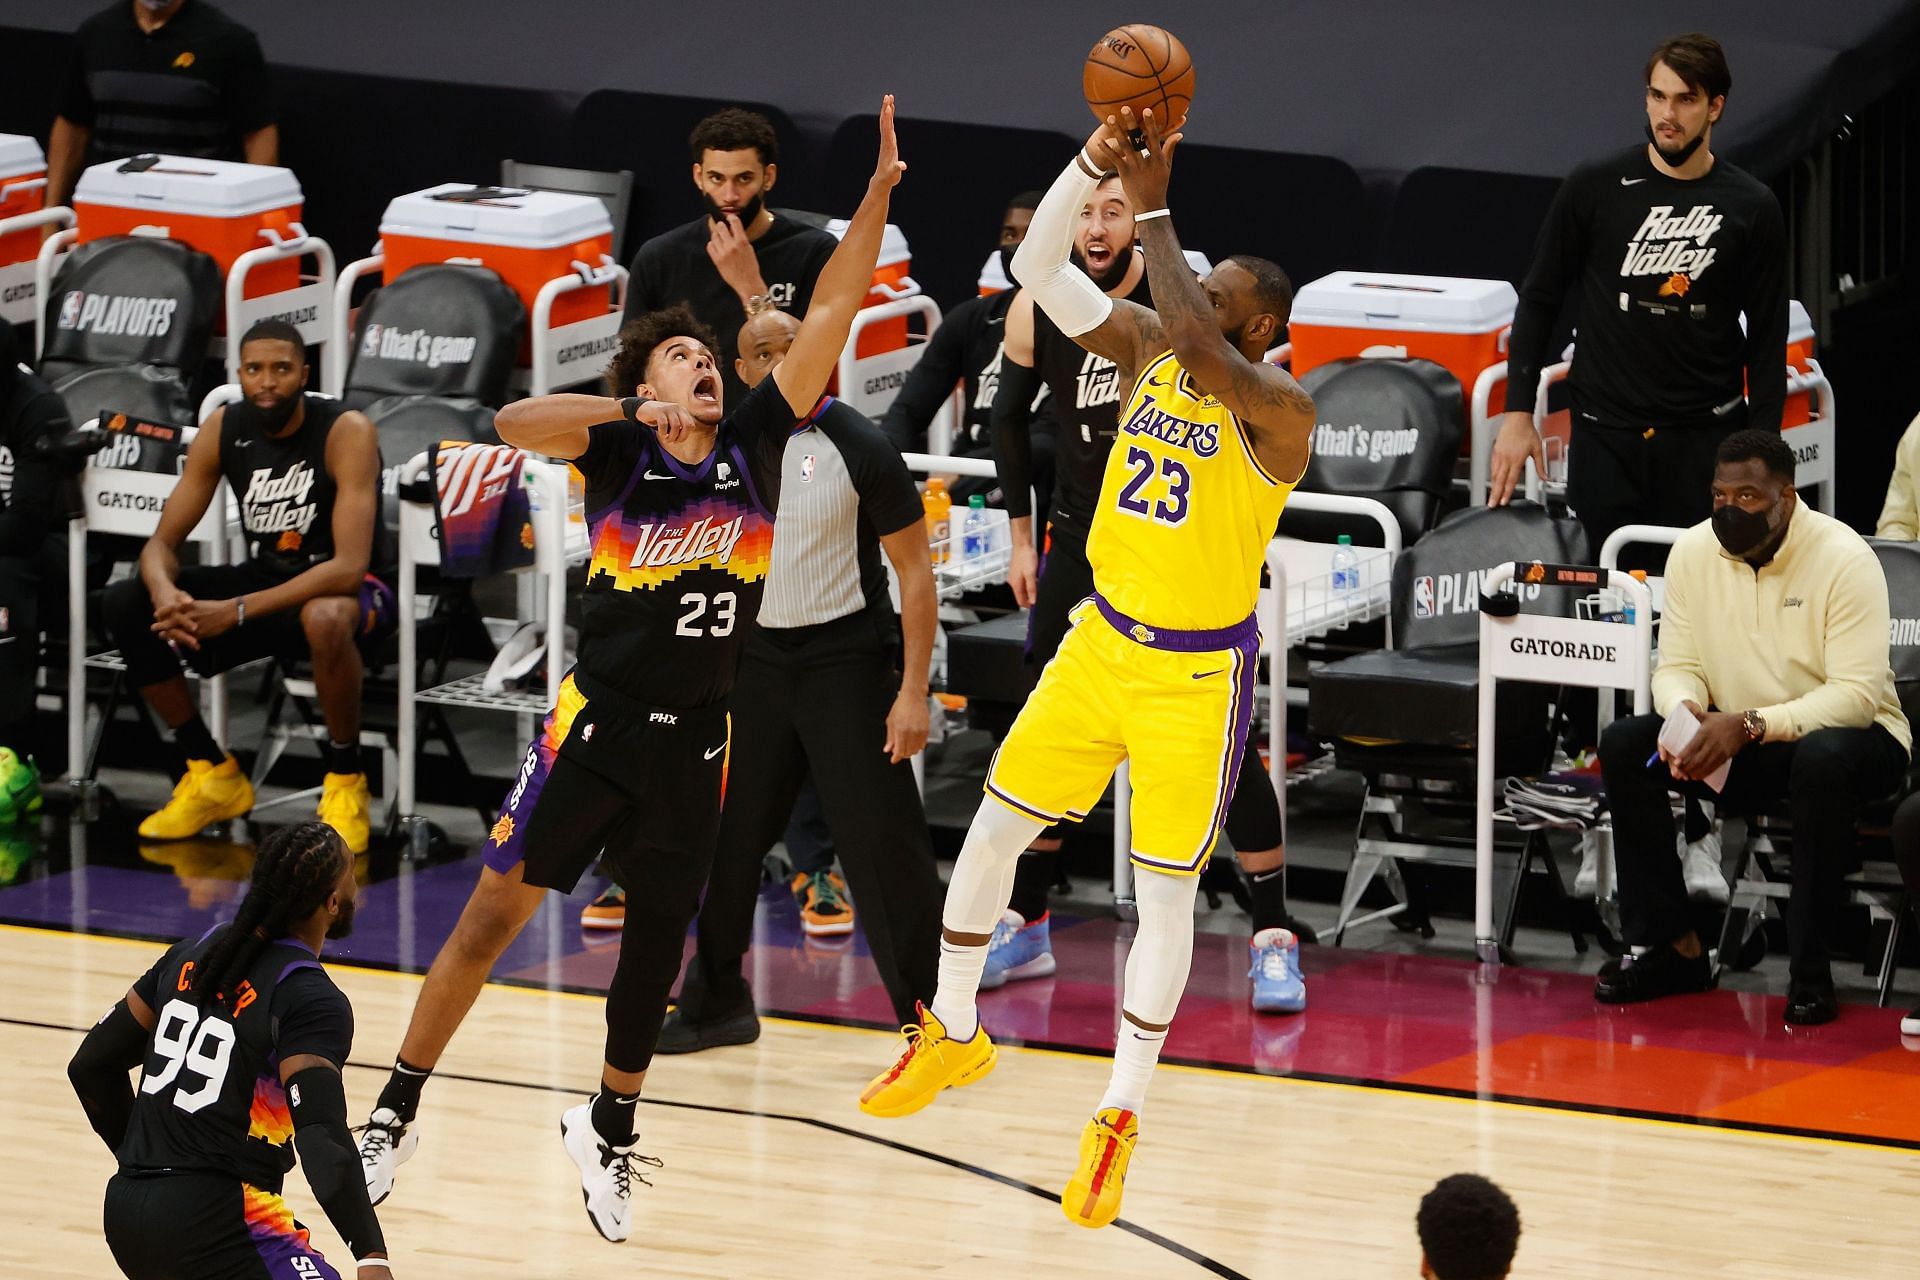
[585,491,775,594]
[242,1183,338,1279]
[483,675,587,875]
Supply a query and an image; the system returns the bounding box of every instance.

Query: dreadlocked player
[68,822,391,1279]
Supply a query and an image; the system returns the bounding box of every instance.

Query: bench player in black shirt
[1487,31,1788,548]
[68,822,391,1280]
[103,320,392,855]
[987,178,1316,1008]
[354,99,907,1245]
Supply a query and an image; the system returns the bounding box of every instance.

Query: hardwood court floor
[7,925,1919,1279]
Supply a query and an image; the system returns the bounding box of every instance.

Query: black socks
[376,1057,433,1124]
[591,1085,641,1147]
[325,739,364,776]
[172,716,222,765]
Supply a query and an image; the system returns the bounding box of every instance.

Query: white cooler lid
[1788,298,1813,344]
[1291,270,1517,333]
[825,218,911,268]
[0,133,46,181]
[74,154,302,216]
[381,184,612,248]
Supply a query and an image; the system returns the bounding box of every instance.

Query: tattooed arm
[1100,108,1314,483]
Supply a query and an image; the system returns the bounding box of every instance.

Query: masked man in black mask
[103,320,394,853]
[1594,430,1910,1027]
[1487,31,1788,544]
[879,190,1057,509]
[622,107,839,409]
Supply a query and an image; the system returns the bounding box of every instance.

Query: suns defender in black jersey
[353,98,906,1243]
[68,823,390,1280]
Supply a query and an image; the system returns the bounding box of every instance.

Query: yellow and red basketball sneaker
[857,1003,996,1118]
[1061,1107,1139,1228]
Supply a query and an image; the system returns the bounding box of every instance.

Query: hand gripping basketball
[1099,107,1183,214]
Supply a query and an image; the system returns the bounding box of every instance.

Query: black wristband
[619,396,644,422]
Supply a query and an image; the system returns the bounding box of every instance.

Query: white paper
[1656,703,1730,792]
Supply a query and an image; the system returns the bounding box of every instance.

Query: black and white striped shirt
[758,399,923,629]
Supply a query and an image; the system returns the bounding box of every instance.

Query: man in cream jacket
[1596,429,1910,1025]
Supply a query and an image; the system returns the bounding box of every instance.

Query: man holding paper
[1595,430,1910,1025]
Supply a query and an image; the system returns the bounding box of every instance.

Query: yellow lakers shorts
[986,595,1261,875]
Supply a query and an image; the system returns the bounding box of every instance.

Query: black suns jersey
[117,926,353,1190]
[572,376,822,709]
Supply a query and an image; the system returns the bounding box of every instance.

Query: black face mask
[994,244,1018,280]
[706,191,765,228]
[1646,121,1707,167]
[326,896,356,940]
[1711,501,1780,558]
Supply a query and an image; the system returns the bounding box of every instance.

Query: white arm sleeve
[1008,152,1115,339]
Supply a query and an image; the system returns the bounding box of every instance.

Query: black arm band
[68,1000,148,1152]
[619,396,643,422]
[989,359,1045,520]
[288,1066,388,1259]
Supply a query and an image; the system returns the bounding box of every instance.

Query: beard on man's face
[1074,245,1132,293]
[705,191,765,227]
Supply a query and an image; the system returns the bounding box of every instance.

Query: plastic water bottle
[1624,569,1648,625]
[961,494,990,565]
[1330,533,1359,596]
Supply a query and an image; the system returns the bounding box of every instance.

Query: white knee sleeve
[942,796,1047,934]
[1122,868,1199,1026]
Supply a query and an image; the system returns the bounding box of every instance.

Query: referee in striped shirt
[660,309,944,1051]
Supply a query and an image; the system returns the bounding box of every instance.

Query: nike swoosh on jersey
[643,470,678,481]
[704,744,726,760]
[1191,668,1224,679]
[1620,177,1648,186]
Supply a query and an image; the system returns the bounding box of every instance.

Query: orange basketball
[1083,24,1194,133]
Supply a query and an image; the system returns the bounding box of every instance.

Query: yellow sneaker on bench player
[317,771,372,855]
[858,1003,996,1118]
[138,756,254,840]
[1061,1107,1139,1229]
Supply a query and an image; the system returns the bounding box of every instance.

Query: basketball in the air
[1083,24,1194,131]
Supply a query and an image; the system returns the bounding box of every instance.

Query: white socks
[929,941,989,1041]
[926,798,1046,1042]
[1100,1019,1168,1114]
[1096,867,1199,1116]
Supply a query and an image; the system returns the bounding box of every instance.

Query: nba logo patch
[58,291,83,330]
[1413,575,1436,619]
[361,323,382,357]
[800,454,815,482]
[582,723,595,742]
[0,606,9,633]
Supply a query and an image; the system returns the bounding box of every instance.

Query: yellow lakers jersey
[1086,349,1297,630]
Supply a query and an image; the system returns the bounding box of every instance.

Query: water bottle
[1624,569,1648,625]
[961,494,990,565]
[923,477,951,565]
[1330,533,1359,596]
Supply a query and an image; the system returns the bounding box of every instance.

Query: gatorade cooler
[1783,298,1816,428]
[826,217,915,357]
[0,135,48,281]
[73,155,303,297]
[1289,271,1517,440]
[379,185,614,334]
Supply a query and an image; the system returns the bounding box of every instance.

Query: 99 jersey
[571,376,825,710]
[117,927,353,1189]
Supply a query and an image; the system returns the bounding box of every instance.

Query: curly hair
[1417,1173,1521,1280]
[603,304,720,397]
[690,107,779,166]
[193,823,346,1011]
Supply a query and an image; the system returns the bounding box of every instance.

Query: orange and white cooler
[378,184,614,333]
[0,135,50,323]
[73,155,304,297]
[826,218,915,357]
[1289,271,1518,434]
[1782,298,1816,428]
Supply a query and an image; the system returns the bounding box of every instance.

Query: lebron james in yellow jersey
[860,108,1316,1227]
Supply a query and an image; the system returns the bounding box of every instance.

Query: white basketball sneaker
[1682,828,1729,904]
[560,1101,661,1243]
[355,1107,419,1206]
